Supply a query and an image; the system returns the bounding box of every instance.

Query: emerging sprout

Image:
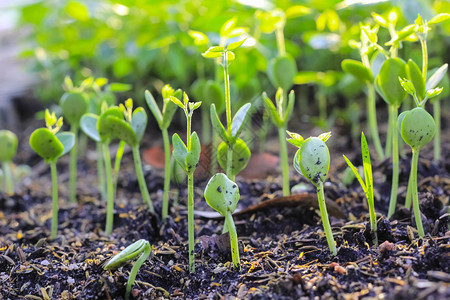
[287,131,337,255]
[343,132,378,245]
[171,92,201,273]
[0,130,18,195]
[204,173,241,268]
[29,110,75,239]
[104,239,151,300]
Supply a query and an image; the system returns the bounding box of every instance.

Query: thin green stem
[225,211,240,269]
[162,129,171,218]
[387,105,399,218]
[411,149,425,237]
[367,84,384,160]
[2,161,13,195]
[125,244,151,300]
[420,35,428,82]
[50,161,58,240]
[103,143,114,235]
[132,146,153,212]
[367,190,378,246]
[385,108,393,158]
[223,53,231,136]
[433,101,441,161]
[278,126,290,196]
[69,124,78,203]
[276,26,286,56]
[405,170,413,209]
[226,144,234,181]
[113,141,125,195]
[317,181,337,255]
[96,142,106,201]
[187,173,195,273]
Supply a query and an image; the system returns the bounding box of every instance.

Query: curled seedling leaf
[60,91,89,125]
[217,139,250,177]
[268,55,297,90]
[0,130,18,162]
[400,107,435,150]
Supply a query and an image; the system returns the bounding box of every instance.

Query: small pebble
[41,259,50,266]
[67,277,75,285]
[378,240,395,253]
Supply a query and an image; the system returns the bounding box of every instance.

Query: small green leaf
[186,132,201,174]
[94,77,108,88]
[204,173,240,216]
[109,83,132,92]
[262,92,282,127]
[161,100,179,129]
[202,51,222,59]
[286,130,303,147]
[210,104,229,143]
[172,133,188,171]
[131,108,147,142]
[296,137,330,188]
[104,240,149,270]
[192,101,202,110]
[428,13,450,25]
[145,90,163,127]
[60,91,90,125]
[343,154,366,192]
[56,132,75,156]
[103,116,138,146]
[398,77,416,96]
[282,90,296,123]
[80,114,100,142]
[188,30,209,45]
[341,59,373,83]
[63,75,73,91]
[170,96,185,110]
[285,5,311,18]
[231,103,251,137]
[400,107,435,150]
[426,87,443,99]
[226,39,246,51]
[426,63,448,91]
[207,46,224,52]
[376,58,407,107]
[371,12,388,28]
[360,132,373,192]
[29,128,64,162]
[226,51,235,61]
[268,55,297,90]
[217,139,251,177]
[0,130,18,162]
[406,59,425,100]
[385,24,417,46]
[318,132,331,142]
[97,107,126,143]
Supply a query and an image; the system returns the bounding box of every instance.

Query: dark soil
[0,109,449,299]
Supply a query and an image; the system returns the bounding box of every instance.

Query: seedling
[287,131,337,255]
[0,130,18,195]
[343,132,378,245]
[104,239,151,300]
[171,92,201,273]
[145,84,181,218]
[60,76,90,203]
[81,100,153,235]
[375,57,407,218]
[202,39,252,181]
[204,173,240,268]
[29,110,75,239]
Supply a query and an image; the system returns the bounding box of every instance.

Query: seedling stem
[69,124,79,202]
[50,161,58,239]
[387,105,399,218]
[103,143,114,235]
[411,150,425,237]
[2,162,13,195]
[225,210,240,268]
[317,181,337,255]
[162,128,171,218]
[132,146,153,211]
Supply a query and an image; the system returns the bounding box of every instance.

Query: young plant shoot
[171,93,201,273]
[145,85,181,219]
[60,76,90,203]
[0,130,18,195]
[202,39,252,182]
[375,58,407,218]
[263,89,295,196]
[204,173,241,269]
[287,131,337,255]
[343,132,378,245]
[29,110,75,239]
[104,239,151,300]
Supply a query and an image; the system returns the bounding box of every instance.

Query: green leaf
[283,90,296,123]
[104,239,150,270]
[109,83,132,92]
[192,102,202,110]
[202,51,222,59]
[406,59,425,100]
[318,132,331,142]
[60,91,89,125]
[207,46,224,52]
[286,130,303,148]
[398,77,416,96]
[376,58,407,107]
[371,12,388,28]
[0,130,18,162]
[268,55,297,90]
[341,59,373,83]
[29,128,64,163]
[188,30,209,45]
[226,39,246,51]
[131,108,147,142]
[360,132,373,193]
[426,63,448,91]
[56,132,75,156]
[145,90,163,127]
[97,107,126,143]
[217,139,251,177]
[231,103,251,137]
[95,78,108,88]
[262,92,282,127]
[428,13,450,25]
[103,116,138,146]
[204,173,240,216]
[285,5,311,18]
[226,51,235,61]
[172,133,188,171]
[400,107,435,150]
[186,132,201,174]
[63,76,73,91]
[210,104,229,143]
[385,24,416,46]
[343,155,366,192]
[170,96,185,110]
[297,137,330,188]
[80,114,100,142]
[65,1,89,21]
[426,87,443,99]
[161,99,179,129]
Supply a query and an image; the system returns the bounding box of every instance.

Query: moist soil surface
[0,113,449,300]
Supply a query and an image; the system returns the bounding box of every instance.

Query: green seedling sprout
[343,132,378,245]
[262,89,295,196]
[342,23,384,160]
[60,76,90,203]
[204,173,240,269]
[104,239,151,300]
[375,57,407,218]
[81,100,153,235]
[287,131,337,255]
[145,85,181,219]
[29,110,75,239]
[0,130,18,195]
[170,92,201,273]
[202,39,252,182]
